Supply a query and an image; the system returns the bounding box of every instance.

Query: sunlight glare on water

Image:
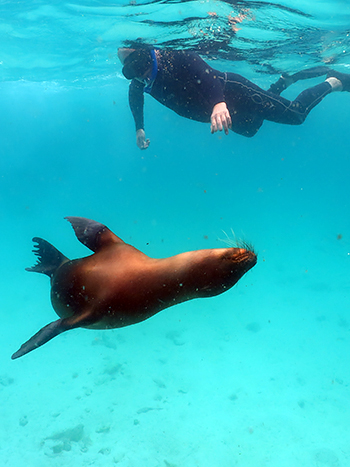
[1,0,350,82]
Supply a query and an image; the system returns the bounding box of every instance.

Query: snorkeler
[118,47,350,150]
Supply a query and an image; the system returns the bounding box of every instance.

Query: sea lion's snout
[234,248,257,269]
[222,246,257,273]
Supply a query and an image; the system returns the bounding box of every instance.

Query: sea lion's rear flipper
[65,217,125,252]
[11,319,66,359]
[11,308,97,360]
[26,237,69,278]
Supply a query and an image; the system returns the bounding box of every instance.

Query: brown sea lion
[12,217,257,359]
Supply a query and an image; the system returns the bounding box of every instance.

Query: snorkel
[120,47,158,92]
[143,49,158,93]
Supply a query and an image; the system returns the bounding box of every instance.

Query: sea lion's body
[53,245,254,329]
[12,217,257,359]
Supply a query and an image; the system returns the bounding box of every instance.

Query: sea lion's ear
[65,217,124,252]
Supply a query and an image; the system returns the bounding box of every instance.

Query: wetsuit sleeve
[129,79,145,131]
[186,53,225,108]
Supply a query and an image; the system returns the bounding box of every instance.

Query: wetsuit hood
[122,48,153,80]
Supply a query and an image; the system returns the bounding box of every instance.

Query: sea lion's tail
[26,237,69,278]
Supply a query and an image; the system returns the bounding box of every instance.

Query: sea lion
[12,217,257,359]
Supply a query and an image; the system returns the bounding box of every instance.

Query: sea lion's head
[186,242,257,298]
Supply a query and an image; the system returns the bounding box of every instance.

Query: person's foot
[327,70,350,92]
[268,73,294,95]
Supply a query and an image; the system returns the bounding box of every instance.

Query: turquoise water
[1,1,350,466]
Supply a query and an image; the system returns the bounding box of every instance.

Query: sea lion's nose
[236,248,257,265]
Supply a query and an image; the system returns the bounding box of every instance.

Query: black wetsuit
[128,49,332,137]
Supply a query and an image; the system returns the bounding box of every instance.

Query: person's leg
[265,69,350,124]
[224,73,332,130]
[263,81,333,125]
[268,66,330,95]
[224,70,349,134]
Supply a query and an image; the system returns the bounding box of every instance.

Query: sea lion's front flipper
[11,308,98,360]
[65,217,125,252]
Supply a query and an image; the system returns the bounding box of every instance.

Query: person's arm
[186,53,232,135]
[129,79,150,149]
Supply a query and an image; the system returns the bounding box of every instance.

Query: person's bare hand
[136,129,150,150]
[210,102,232,135]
